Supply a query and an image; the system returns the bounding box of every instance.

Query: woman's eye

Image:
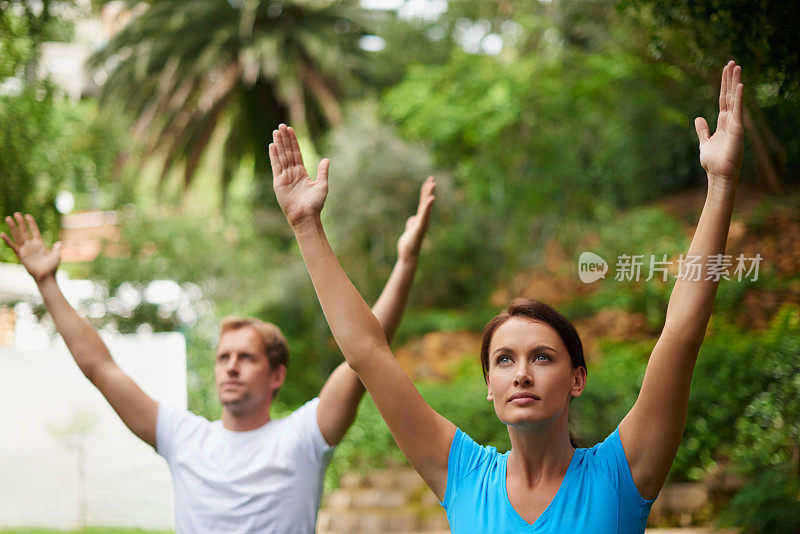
[535,353,552,362]
[496,355,512,364]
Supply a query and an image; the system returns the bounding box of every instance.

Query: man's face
[215,326,285,414]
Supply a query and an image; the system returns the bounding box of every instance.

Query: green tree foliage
[619,0,800,94]
[0,92,123,262]
[619,0,800,190]
[323,102,500,309]
[90,0,376,201]
[0,2,123,256]
[383,49,697,273]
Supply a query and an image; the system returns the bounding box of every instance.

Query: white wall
[0,330,186,530]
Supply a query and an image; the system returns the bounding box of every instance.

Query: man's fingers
[422,176,436,197]
[420,194,436,220]
[1,232,18,254]
[5,216,21,244]
[14,213,30,241]
[25,214,42,241]
[694,117,710,143]
[417,176,436,212]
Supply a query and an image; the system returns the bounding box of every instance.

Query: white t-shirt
[156,398,334,534]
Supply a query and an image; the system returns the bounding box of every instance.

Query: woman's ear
[570,366,587,399]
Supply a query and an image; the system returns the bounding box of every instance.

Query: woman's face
[486,317,586,428]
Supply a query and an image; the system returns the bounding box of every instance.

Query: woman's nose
[513,364,532,387]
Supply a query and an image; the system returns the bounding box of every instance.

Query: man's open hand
[397,176,436,261]
[2,213,62,284]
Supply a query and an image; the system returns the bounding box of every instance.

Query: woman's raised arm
[269,124,456,499]
[619,61,745,500]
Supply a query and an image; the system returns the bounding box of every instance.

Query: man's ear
[272,364,288,391]
[570,366,587,399]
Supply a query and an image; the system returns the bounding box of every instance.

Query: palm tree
[90,0,373,196]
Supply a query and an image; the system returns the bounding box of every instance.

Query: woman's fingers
[278,124,294,166]
[287,126,304,167]
[317,158,330,186]
[732,82,744,127]
[694,117,710,144]
[269,143,283,179]
[272,128,288,168]
[719,62,728,112]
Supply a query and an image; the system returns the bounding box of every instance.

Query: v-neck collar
[501,448,579,529]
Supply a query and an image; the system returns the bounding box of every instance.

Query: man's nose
[226,355,240,375]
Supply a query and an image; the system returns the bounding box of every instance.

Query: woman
[269,61,744,532]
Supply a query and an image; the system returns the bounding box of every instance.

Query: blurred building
[0,264,184,530]
[3,1,145,101]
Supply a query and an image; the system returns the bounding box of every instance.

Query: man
[1,174,435,532]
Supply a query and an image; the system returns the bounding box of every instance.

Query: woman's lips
[509,393,540,405]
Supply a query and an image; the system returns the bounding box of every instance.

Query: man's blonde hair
[219,316,289,370]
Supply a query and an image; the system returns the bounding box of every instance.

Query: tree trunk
[743,104,784,194]
[302,65,342,127]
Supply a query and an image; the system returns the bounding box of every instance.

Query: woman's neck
[506,420,574,487]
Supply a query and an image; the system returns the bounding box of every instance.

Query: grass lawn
[1,529,173,533]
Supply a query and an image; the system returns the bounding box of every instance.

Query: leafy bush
[720,306,800,533]
[571,339,650,445]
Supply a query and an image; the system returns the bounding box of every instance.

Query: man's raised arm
[2,213,158,447]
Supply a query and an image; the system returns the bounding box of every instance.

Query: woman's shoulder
[450,428,506,475]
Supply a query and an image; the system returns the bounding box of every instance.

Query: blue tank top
[440,427,655,533]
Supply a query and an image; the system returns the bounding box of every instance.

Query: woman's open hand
[695,61,744,186]
[270,124,330,228]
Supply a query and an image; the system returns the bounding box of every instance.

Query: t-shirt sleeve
[156,402,204,462]
[442,428,490,509]
[594,427,656,512]
[289,397,334,461]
